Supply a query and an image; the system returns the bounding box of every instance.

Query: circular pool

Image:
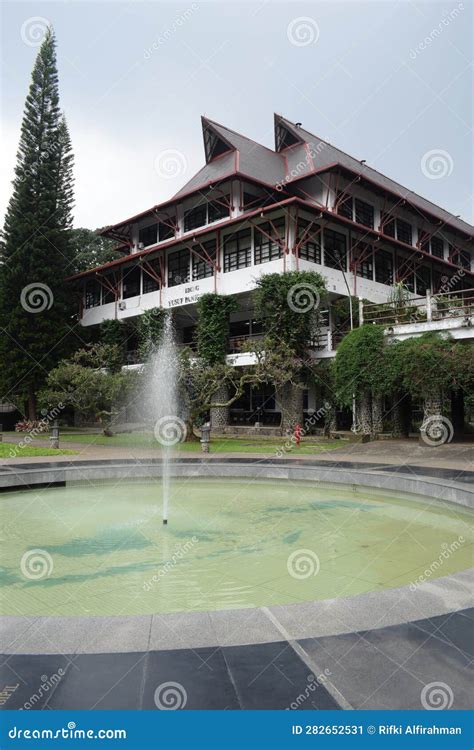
[1,477,472,617]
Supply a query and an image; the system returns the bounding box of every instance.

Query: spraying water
[145,313,184,525]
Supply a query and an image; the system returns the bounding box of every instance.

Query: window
[450,245,471,269]
[430,236,444,259]
[122,266,141,299]
[336,192,353,220]
[208,199,229,223]
[254,218,285,265]
[297,218,321,264]
[184,204,207,232]
[139,224,158,247]
[84,280,101,308]
[375,250,393,285]
[354,198,374,229]
[243,191,260,209]
[184,198,230,232]
[415,266,431,295]
[352,241,373,279]
[142,259,161,294]
[159,221,175,242]
[381,212,395,237]
[192,239,216,280]
[168,248,190,286]
[323,228,347,270]
[396,219,412,245]
[224,229,251,272]
[101,275,116,304]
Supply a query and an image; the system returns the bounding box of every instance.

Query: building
[68,114,474,428]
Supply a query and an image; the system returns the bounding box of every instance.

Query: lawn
[0,442,77,458]
[26,430,348,454]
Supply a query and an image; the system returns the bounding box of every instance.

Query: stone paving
[1,434,473,472]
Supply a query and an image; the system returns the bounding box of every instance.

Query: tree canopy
[0,28,75,417]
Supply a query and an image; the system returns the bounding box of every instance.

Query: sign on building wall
[167,284,201,307]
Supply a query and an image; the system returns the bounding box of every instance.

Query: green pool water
[1,478,472,616]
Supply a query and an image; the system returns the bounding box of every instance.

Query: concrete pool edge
[1,567,472,655]
[0,457,473,508]
[1,458,472,656]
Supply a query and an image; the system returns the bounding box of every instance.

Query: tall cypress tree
[0,28,74,418]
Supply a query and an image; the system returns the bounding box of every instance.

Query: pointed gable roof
[202,116,234,162]
[172,117,286,199]
[275,115,473,236]
[274,113,304,151]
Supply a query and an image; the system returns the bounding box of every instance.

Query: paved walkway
[2,436,473,472]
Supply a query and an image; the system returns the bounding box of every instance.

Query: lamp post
[50,420,60,449]
[200,422,211,453]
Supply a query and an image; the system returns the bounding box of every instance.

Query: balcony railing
[362,288,474,326]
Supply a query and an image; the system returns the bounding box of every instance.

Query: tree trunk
[277,383,304,434]
[420,389,446,445]
[210,384,229,432]
[323,405,337,436]
[391,393,405,437]
[357,391,372,435]
[27,388,37,421]
[422,390,443,421]
[185,416,199,441]
[371,394,383,437]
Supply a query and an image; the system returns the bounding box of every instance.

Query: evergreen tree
[0,28,75,418]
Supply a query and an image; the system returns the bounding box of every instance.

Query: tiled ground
[1,609,471,710]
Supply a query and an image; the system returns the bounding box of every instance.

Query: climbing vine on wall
[196,294,237,365]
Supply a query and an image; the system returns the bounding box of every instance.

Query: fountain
[144,313,184,525]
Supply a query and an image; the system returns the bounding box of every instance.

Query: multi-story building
[69,115,474,427]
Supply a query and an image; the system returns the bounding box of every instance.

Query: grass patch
[29,431,348,455]
[0,442,77,458]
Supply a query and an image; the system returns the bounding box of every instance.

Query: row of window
[136,197,231,248]
[84,221,471,307]
[137,196,468,276]
[337,193,374,229]
[334,192,469,264]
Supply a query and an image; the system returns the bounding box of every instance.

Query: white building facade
[69,115,474,427]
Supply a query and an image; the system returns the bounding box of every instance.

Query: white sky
[1,0,472,229]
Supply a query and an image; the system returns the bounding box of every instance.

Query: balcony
[361,288,474,342]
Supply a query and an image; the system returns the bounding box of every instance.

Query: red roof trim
[67,196,298,281]
[69,195,472,283]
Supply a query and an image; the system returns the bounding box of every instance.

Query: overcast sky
[1,0,472,230]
